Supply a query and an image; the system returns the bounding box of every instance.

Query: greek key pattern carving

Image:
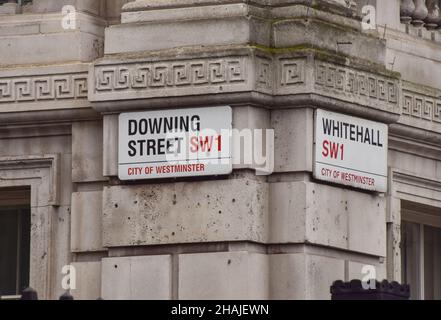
[279,59,304,86]
[0,74,88,103]
[5,57,441,128]
[256,57,273,91]
[315,62,399,105]
[94,58,247,93]
[402,89,441,123]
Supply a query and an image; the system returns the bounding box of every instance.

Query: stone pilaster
[88,0,399,299]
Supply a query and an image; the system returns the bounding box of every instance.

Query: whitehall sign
[118,106,232,180]
[314,109,388,192]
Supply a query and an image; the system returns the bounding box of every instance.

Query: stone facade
[0,0,440,300]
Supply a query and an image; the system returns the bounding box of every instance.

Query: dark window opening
[0,189,31,297]
[401,201,441,300]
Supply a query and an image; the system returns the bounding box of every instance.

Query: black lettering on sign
[128,115,201,135]
[322,117,383,147]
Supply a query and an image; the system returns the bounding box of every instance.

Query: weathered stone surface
[50,205,73,299]
[29,206,52,300]
[71,191,104,252]
[101,255,172,300]
[179,251,269,299]
[31,0,104,14]
[71,262,102,300]
[399,81,441,133]
[271,108,314,173]
[105,17,254,54]
[389,147,441,182]
[0,13,105,65]
[2,0,441,302]
[90,47,400,122]
[103,114,119,177]
[72,120,106,183]
[102,172,269,247]
[0,64,89,117]
[232,106,272,173]
[270,253,345,300]
[121,3,253,24]
[0,2,19,14]
[270,181,386,257]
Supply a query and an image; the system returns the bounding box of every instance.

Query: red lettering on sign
[190,135,222,153]
[322,140,344,160]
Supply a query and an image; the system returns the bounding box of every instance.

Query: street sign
[314,109,388,192]
[118,106,232,180]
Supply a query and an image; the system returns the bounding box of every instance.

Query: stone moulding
[392,169,441,209]
[313,61,399,109]
[89,48,401,121]
[403,90,441,121]
[0,154,61,207]
[400,82,441,132]
[0,73,88,104]
[0,153,62,299]
[0,64,90,115]
[92,56,251,100]
[2,51,441,136]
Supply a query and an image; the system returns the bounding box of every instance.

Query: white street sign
[118,106,232,180]
[314,109,388,192]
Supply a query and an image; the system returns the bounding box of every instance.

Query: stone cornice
[122,0,357,14]
[1,48,441,142]
[0,154,61,206]
[0,63,89,113]
[400,81,441,132]
[89,46,400,123]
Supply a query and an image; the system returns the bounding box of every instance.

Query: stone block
[103,114,118,177]
[272,16,385,64]
[270,253,345,300]
[232,106,272,173]
[348,193,386,257]
[102,172,269,247]
[71,191,104,252]
[0,13,105,65]
[270,253,306,300]
[389,149,441,183]
[105,17,253,54]
[49,206,73,299]
[305,254,345,300]
[71,262,102,300]
[178,251,269,300]
[270,181,386,257]
[269,181,307,244]
[31,0,104,15]
[271,108,314,173]
[101,255,172,300]
[0,3,19,14]
[72,120,106,183]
